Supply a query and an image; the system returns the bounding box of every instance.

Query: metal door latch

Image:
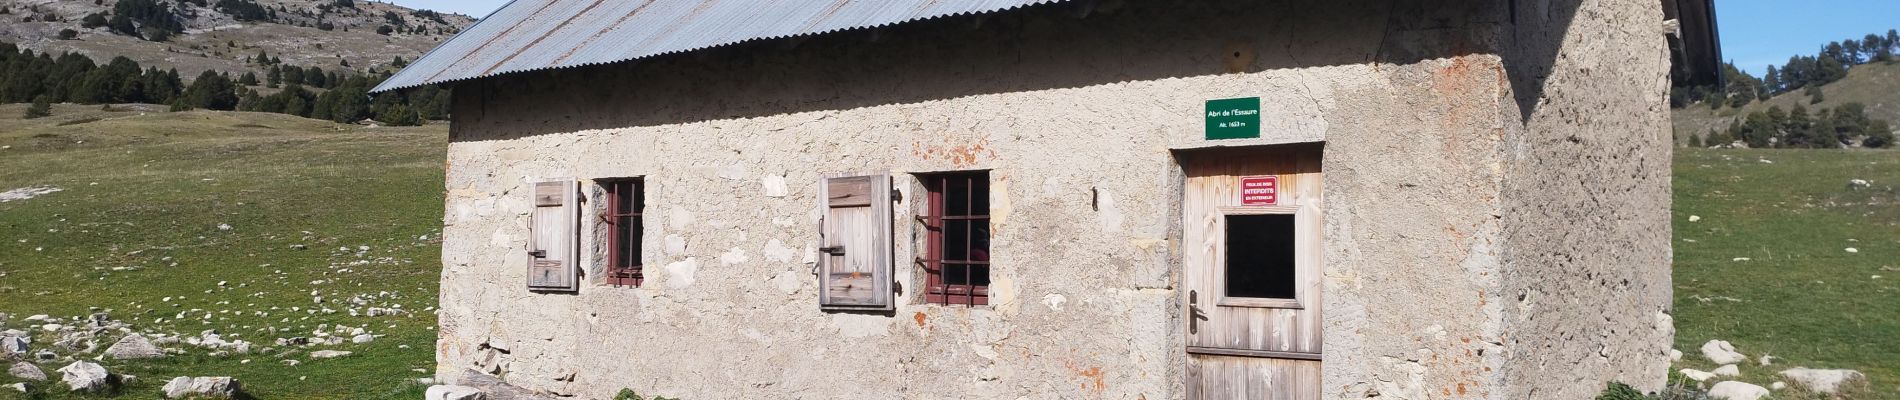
[528,250,547,258]
[819,246,846,256]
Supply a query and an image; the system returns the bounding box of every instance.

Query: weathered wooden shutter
[527,180,580,292]
[818,174,895,310]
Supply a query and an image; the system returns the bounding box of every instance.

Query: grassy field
[1672,148,1899,398]
[0,103,446,399]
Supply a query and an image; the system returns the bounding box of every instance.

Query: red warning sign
[1239,176,1278,206]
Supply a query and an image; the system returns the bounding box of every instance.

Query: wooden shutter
[818,174,895,310]
[527,180,580,292]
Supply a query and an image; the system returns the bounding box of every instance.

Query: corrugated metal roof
[373,0,1071,93]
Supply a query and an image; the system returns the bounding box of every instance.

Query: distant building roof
[371,0,1068,92]
[376,0,1722,93]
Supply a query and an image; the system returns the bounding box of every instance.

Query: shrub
[613,388,678,400]
[24,95,52,119]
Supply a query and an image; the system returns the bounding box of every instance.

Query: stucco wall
[435,0,1670,398]
[1496,0,1677,398]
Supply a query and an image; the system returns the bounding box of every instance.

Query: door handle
[1188,290,1205,334]
[819,246,845,256]
[528,250,546,258]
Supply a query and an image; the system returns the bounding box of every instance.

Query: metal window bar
[921,173,990,306]
[604,180,644,287]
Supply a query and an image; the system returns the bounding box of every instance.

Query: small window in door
[1224,214,1296,299]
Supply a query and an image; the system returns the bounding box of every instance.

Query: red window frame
[602,179,644,287]
[919,172,990,306]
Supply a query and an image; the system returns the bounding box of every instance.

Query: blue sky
[388,0,510,19]
[1718,0,1900,75]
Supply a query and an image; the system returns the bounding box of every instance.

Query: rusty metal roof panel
[374,0,1068,92]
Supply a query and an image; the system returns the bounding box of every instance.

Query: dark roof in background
[371,0,1070,93]
[1665,0,1722,87]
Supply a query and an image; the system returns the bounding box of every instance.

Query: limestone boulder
[426,385,486,400]
[0,336,26,355]
[105,334,165,359]
[5,382,27,393]
[1708,381,1769,400]
[1778,368,1864,394]
[309,350,352,359]
[55,361,114,392]
[1700,340,1746,365]
[1712,364,1740,377]
[162,376,244,399]
[8,362,45,381]
[1678,368,1715,382]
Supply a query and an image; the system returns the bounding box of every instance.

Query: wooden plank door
[1179,145,1323,399]
[817,174,895,311]
[527,180,580,291]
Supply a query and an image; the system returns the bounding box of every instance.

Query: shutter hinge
[891,189,902,202]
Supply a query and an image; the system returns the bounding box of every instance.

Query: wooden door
[1180,145,1323,399]
[817,174,896,311]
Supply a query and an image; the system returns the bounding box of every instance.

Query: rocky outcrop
[55,361,115,392]
[162,376,244,399]
[105,334,165,359]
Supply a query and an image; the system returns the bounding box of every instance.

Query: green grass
[1672,148,1898,398]
[0,103,446,399]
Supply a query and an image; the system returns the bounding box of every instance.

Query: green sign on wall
[1205,97,1261,140]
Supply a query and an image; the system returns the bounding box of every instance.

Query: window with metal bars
[918,172,991,306]
[601,179,644,287]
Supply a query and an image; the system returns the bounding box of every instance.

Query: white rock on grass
[308,350,351,359]
[6,383,27,393]
[1688,215,1702,222]
[1757,354,1774,366]
[8,362,45,381]
[1708,381,1770,400]
[1679,368,1716,382]
[1701,340,1746,365]
[104,334,165,359]
[1,336,26,355]
[351,334,374,344]
[1845,247,1859,253]
[1669,349,1683,362]
[162,376,243,399]
[55,361,114,392]
[1770,381,1787,390]
[426,385,486,400]
[1778,368,1865,394]
[1713,364,1741,377]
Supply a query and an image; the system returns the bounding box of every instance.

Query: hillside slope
[1675,61,1900,143]
[0,0,474,79]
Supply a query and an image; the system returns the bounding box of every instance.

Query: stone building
[376,0,1718,398]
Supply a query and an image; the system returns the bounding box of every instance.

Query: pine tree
[1763,66,1781,94]
[24,95,52,118]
